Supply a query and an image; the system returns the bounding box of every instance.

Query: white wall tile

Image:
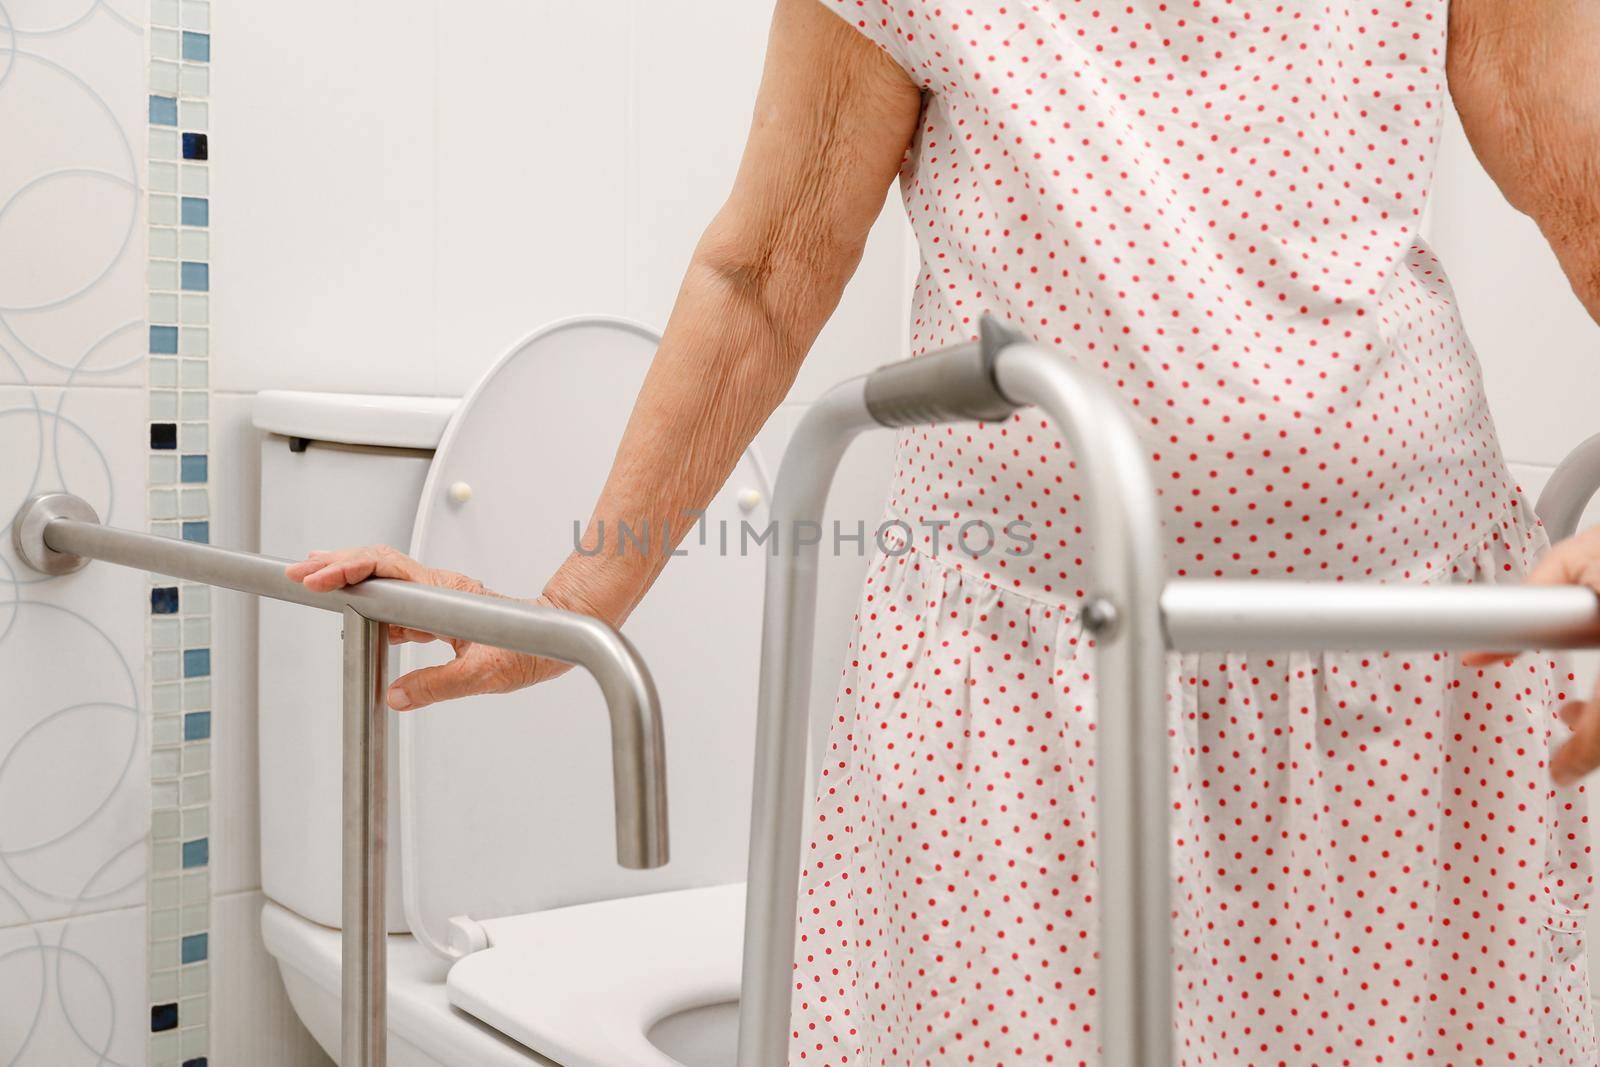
[214,0,914,399]
[431,1,633,395]
[0,387,147,925]
[623,0,773,333]
[209,394,263,895]
[211,0,439,394]
[1427,110,1600,469]
[210,889,331,1067]
[0,10,146,390]
[0,905,147,1066]
[1,6,156,1050]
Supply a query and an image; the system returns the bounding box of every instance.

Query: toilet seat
[450,882,744,1067]
[260,884,743,1067]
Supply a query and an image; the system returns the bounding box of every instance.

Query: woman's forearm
[538,0,921,628]
[1448,0,1600,322]
[540,243,841,627]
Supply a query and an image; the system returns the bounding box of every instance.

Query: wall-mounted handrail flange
[12,492,99,575]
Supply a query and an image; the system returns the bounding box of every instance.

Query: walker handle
[862,316,1023,427]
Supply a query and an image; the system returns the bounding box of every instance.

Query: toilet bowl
[252,317,767,1065]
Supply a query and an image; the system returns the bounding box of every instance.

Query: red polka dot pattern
[793,2,1597,1063]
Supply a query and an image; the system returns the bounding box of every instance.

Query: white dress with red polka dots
[793,2,1595,1064]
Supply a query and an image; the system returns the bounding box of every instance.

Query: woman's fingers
[284,551,554,710]
[284,545,429,592]
[387,659,473,710]
[282,550,333,582]
[386,646,551,709]
[386,625,439,646]
[1559,699,1587,731]
[1552,698,1600,784]
[387,645,532,710]
[1464,528,1600,666]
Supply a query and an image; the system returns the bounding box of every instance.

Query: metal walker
[14,317,1600,1066]
[734,318,1600,1067]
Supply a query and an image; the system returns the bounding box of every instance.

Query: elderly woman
[291,0,1600,1061]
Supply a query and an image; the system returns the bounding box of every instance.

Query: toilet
[251,316,769,1066]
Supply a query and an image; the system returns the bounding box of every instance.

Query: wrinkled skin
[1449,0,1600,323]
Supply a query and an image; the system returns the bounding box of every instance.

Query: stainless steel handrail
[12,491,670,1067]
[736,321,1600,1067]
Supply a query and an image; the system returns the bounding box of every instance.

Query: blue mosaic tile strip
[149,4,212,1062]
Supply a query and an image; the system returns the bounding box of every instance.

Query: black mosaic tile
[151,1002,178,1032]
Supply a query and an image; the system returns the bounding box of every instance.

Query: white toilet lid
[397,316,766,958]
[447,882,744,1067]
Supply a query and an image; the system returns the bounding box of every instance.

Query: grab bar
[12,492,670,1067]
[737,319,1600,1067]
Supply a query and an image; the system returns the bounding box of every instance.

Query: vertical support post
[991,346,1171,1067]
[736,382,875,1067]
[341,608,387,1067]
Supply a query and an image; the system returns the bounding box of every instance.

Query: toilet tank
[254,391,457,931]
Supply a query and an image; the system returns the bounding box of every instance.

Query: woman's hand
[1464,527,1600,784]
[285,545,570,711]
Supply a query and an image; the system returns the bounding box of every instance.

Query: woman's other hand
[285,545,569,711]
[1465,527,1600,784]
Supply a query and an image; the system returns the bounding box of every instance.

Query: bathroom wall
[205,0,906,1061]
[0,2,151,1065]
